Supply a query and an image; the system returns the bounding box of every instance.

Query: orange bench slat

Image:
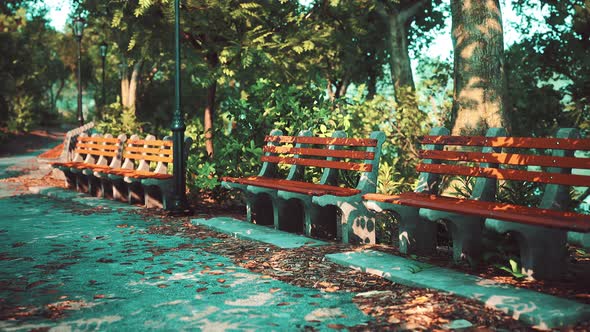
[75,142,119,150]
[50,161,86,168]
[363,192,590,232]
[419,150,590,169]
[75,148,118,157]
[76,136,120,143]
[122,152,173,163]
[261,156,372,172]
[99,168,172,179]
[124,146,172,155]
[128,139,173,147]
[265,135,377,147]
[421,135,590,150]
[222,176,360,197]
[416,163,590,187]
[264,146,375,160]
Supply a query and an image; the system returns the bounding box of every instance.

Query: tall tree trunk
[54,79,65,113]
[127,60,143,113]
[120,60,129,108]
[326,78,350,101]
[203,52,219,158]
[385,14,414,92]
[366,54,378,100]
[376,0,428,102]
[450,0,509,135]
[204,82,216,158]
[327,79,336,102]
[337,78,349,99]
[120,59,144,115]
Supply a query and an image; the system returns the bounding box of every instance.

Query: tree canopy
[1,0,587,195]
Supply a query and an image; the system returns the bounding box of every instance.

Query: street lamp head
[73,17,85,40]
[99,41,108,58]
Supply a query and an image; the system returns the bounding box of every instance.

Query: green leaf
[509,259,518,273]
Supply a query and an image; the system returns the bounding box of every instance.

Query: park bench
[222,129,385,244]
[50,133,126,193]
[363,127,590,279]
[95,134,192,209]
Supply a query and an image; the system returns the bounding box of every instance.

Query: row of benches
[222,127,590,279]
[51,133,192,209]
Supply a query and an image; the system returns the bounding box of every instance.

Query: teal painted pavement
[0,194,370,331]
[326,250,590,329]
[192,217,328,249]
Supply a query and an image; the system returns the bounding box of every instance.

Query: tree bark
[204,82,216,158]
[376,0,429,101]
[450,0,509,135]
[120,59,144,115]
[120,60,129,108]
[366,54,378,100]
[52,79,65,114]
[385,14,414,92]
[326,78,350,101]
[127,60,144,113]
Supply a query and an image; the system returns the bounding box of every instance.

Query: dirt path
[0,128,65,157]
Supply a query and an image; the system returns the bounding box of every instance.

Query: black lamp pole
[167,0,190,214]
[73,17,85,126]
[99,41,108,120]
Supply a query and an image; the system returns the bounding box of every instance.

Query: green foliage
[416,57,453,128]
[507,0,589,137]
[448,176,475,199]
[496,180,542,206]
[6,95,35,132]
[496,259,528,279]
[185,81,431,201]
[0,7,26,32]
[347,88,430,194]
[96,101,145,136]
[448,173,542,206]
[0,8,68,132]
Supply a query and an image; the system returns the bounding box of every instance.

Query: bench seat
[222,176,361,197]
[50,161,88,168]
[364,192,590,232]
[49,133,126,195]
[363,127,590,279]
[101,168,174,180]
[221,129,385,243]
[94,135,192,208]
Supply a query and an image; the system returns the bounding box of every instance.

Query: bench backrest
[416,127,590,208]
[120,134,193,174]
[121,135,173,174]
[72,133,127,168]
[258,130,386,192]
[61,122,95,161]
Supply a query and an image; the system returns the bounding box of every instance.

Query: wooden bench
[95,134,192,209]
[50,133,126,194]
[364,127,590,279]
[222,129,385,244]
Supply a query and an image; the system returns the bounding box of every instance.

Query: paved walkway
[0,144,369,331]
[3,138,589,331]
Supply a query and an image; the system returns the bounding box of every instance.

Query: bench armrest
[257,129,283,178]
[356,131,386,193]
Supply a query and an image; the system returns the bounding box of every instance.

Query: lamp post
[99,41,108,120]
[118,63,126,107]
[73,17,85,126]
[167,0,190,214]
